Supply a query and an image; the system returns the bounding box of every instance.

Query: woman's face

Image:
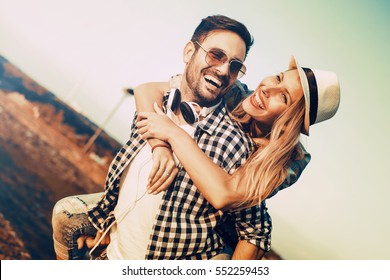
[242,69,304,126]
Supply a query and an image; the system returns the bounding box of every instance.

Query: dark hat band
[302,68,318,125]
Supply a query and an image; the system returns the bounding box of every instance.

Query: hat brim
[288,56,310,135]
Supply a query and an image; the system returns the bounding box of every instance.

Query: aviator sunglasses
[194,41,246,79]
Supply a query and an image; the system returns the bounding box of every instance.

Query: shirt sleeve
[226,201,272,252]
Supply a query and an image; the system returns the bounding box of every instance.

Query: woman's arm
[134,82,170,152]
[137,104,245,210]
[134,82,178,193]
[134,82,169,113]
[168,127,243,210]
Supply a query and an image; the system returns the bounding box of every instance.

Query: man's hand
[76,231,110,250]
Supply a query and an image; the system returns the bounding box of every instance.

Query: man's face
[183,30,246,107]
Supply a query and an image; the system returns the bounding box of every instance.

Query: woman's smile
[249,91,265,110]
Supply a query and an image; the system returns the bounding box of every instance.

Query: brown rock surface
[0,90,117,259]
[0,213,31,260]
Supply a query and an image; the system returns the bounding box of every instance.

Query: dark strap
[302,68,318,125]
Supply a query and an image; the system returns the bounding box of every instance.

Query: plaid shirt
[88,92,310,259]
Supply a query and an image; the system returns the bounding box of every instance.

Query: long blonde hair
[229,94,306,209]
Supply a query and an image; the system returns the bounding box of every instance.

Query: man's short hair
[191,15,254,59]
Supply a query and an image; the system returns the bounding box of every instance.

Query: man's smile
[204,74,222,88]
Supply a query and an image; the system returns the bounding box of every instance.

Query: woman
[136,56,340,209]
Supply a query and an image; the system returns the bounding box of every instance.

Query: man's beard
[184,60,229,107]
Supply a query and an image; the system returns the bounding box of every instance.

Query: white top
[107,142,161,259]
[107,123,195,259]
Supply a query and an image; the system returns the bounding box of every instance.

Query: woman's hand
[147,147,178,194]
[138,102,180,194]
[137,102,178,142]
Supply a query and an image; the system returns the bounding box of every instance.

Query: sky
[0,0,389,259]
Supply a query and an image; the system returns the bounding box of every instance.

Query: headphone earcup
[170,88,199,124]
[180,102,198,124]
[171,89,181,111]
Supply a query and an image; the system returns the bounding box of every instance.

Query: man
[52,15,307,260]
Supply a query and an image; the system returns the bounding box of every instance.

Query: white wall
[0,0,389,259]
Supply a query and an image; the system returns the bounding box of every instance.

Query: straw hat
[289,56,340,135]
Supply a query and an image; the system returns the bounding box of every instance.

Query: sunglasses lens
[230,61,245,78]
[206,49,227,66]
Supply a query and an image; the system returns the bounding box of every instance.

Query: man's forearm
[231,240,266,260]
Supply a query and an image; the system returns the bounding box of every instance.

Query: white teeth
[255,93,265,109]
[205,75,222,88]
